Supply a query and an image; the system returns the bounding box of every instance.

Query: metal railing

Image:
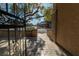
[0,4,27,56]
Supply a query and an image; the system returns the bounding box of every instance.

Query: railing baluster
[6,3,11,56]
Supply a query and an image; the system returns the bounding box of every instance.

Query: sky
[30,3,53,25]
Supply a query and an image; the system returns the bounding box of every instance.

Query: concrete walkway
[0,29,67,56]
[37,32,67,56]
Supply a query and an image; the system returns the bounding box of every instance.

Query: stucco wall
[47,29,55,41]
[56,4,79,55]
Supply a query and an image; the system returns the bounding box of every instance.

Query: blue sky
[31,3,53,25]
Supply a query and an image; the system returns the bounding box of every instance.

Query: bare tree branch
[25,8,39,17]
[25,15,44,22]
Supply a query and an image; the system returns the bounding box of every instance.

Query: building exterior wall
[56,4,79,55]
[47,4,56,42]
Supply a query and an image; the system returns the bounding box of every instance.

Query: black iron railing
[0,4,27,56]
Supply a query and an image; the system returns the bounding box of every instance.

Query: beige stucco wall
[56,4,79,55]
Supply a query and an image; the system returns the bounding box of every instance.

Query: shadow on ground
[26,37,45,56]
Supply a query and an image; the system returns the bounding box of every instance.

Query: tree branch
[25,15,44,22]
[25,8,39,17]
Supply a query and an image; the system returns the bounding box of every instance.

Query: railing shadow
[26,37,45,56]
[0,47,8,56]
